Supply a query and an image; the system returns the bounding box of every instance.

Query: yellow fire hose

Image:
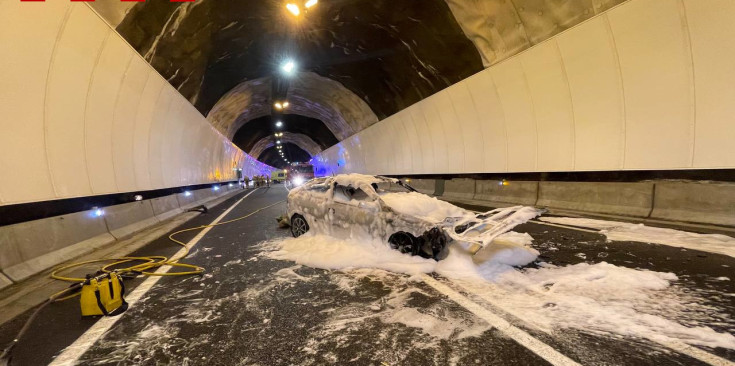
[49,199,285,297]
[1,197,285,363]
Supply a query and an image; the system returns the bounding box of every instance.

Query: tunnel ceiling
[259,143,312,169]
[94,0,628,165]
[232,114,338,155]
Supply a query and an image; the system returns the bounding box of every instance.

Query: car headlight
[293,176,305,186]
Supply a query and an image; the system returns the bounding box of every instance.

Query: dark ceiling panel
[114,0,483,119]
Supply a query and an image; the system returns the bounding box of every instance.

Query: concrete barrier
[0,187,245,287]
[651,181,735,226]
[537,181,654,217]
[103,201,159,240]
[442,179,476,200]
[177,188,216,210]
[406,179,436,195]
[0,209,115,282]
[150,195,182,222]
[474,180,538,206]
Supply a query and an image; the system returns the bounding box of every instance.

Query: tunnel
[1,0,734,365]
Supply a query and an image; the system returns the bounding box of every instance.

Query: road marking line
[50,189,260,366]
[658,341,735,366]
[421,274,581,366]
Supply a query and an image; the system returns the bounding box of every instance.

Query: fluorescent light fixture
[281,60,295,74]
[305,0,317,8]
[286,3,300,16]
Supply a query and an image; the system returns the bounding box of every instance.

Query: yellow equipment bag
[80,272,128,317]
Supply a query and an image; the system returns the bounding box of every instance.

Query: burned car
[287,174,540,260]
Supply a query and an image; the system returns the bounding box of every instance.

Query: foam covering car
[287,174,541,260]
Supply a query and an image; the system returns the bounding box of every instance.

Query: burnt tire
[290,214,309,238]
[388,232,417,256]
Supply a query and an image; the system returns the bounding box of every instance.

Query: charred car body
[287,174,540,260]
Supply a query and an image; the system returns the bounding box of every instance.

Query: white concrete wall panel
[684,0,735,168]
[398,110,422,174]
[433,92,465,173]
[490,60,538,172]
[147,86,174,189]
[520,41,575,171]
[463,70,508,172]
[45,5,108,198]
[161,96,187,187]
[133,71,165,191]
[316,0,735,177]
[447,82,484,173]
[419,96,450,173]
[382,120,402,175]
[85,33,131,195]
[0,0,70,204]
[556,16,625,170]
[407,105,435,173]
[393,115,412,174]
[0,2,271,207]
[361,126,380,174]
[112,57,150,192]
[608,0,695,169]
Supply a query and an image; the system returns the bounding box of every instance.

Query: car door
[329,184,382,237]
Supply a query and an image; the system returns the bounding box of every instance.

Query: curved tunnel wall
[0,2,273,207]
[314,0,735,177]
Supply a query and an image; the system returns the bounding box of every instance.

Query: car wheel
[291,214,310,238]
[388,232,416,256]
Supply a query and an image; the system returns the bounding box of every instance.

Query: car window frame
[330,182,381,209]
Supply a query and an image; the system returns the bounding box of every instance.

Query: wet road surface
[1,185,733,365]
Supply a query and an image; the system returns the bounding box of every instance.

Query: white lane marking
[50,189,260,366]
[658,341,735,366]
[421,275,581,366]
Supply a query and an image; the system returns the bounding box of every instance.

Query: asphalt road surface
[1,185,733,365]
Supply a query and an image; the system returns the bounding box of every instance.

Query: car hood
[379,192,472,223]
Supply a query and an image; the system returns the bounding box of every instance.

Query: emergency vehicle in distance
[271,169,287,183]
[288,163,315,186]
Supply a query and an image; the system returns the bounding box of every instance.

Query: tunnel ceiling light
[281,60,296,75]
[275,121,283,128]
[134,195,143,201]
[286,3,300,16]
[305,0,317,8]
[276,140,281,144]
